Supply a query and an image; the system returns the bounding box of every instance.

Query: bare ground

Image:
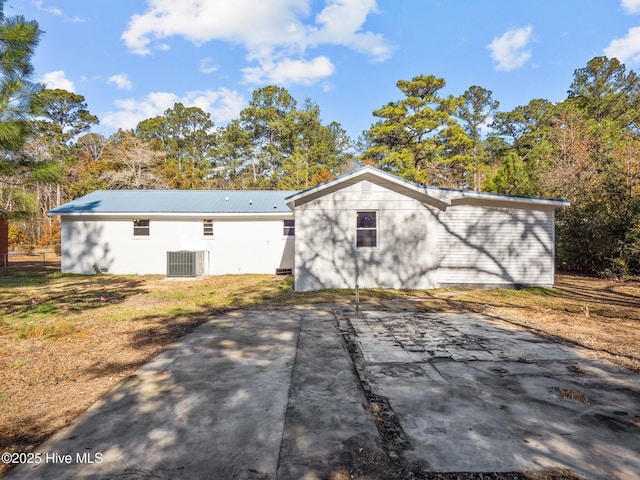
[0,259,638,477]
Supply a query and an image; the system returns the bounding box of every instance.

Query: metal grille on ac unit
[166,251,206,277]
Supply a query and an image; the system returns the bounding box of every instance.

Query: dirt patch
[1,253,60,275]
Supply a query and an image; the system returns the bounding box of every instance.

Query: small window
[203,219,213,237]
[356,211,377,248]
[283,219,295,236]
[133,219,150,236]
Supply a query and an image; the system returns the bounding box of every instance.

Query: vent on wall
[167,251,206,277]
[361,181,372,194]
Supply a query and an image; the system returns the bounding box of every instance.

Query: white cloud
[605,26,640,63]
[121,0,311,55]
[101,88,245,130]
[200,58,218,74]
[622,0,640,14]
[108,73,134,90]
[309,0,391,61]
[186,88,246,123]
[121,0,391,85]
[242,55,335,85]
[41,70,75,91]
[487,26,534,72]
[35,0,63,16]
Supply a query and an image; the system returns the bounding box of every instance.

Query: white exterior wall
[437,205,555,286]
[60,215,294,275]
[294,181,439,291]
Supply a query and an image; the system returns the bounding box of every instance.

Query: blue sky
[12,0,640,141]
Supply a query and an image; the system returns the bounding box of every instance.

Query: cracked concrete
[346,308,640,480]
[5,305,640,480]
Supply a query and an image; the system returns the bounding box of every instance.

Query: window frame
[356,211,377,248]
[133,219,150,237]
[203,219,214,237]
[283,219,295,237]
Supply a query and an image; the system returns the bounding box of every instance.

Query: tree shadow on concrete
[4,309,301,480]
[343,308,640,480]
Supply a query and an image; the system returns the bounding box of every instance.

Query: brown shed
[0,209,8,267]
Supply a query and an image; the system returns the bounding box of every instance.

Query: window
[133,219,150,236]
[203,219,213,237]
[356,211,377,247]
[283,219,295,236]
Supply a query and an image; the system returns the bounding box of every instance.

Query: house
[286,167,568,291]
[48,166,569,290]
[48,190,297,276]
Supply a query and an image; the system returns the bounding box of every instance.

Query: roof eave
[48,211,294,217]
[449,195,570,208]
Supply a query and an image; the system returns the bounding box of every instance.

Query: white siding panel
[437,206,554,286]
[295,182,438,291]
[61,216,293,275]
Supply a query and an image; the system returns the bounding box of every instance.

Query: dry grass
[0,271,638,476]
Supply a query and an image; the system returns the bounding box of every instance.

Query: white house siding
[436,205,555,286]
[60,215,293,275]
[294,181,439,292]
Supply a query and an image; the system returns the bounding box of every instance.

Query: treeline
[363,57,640,277]
[0,5,638,276]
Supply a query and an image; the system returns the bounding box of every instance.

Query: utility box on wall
[166,250,207,278]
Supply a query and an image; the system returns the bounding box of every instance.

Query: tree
[567,56,640,131]
[32,89,98,140]
[489,98,556,191]
[63,133,116,198]
[0,1,45,246]
[102,131,167,190]
[544,102,640,276]
[457,86,499,190]
[26,89,99,207]
[213,119,254,188]
[483,150,532,196]
[240,86,296,184]
[135,103,218,188]
[364,74,470,186]
[0,0,43,152]
[279,99,352,189]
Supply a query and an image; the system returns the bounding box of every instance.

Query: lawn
[0,272,638,475]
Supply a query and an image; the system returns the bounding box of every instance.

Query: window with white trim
[133,219,150,236]
[356,211,377,247]
[203,219,213,237]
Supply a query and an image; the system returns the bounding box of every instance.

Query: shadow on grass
[555,274,640,311]
[0,273,150,319]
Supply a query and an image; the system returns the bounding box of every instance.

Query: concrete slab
[8,308,301,479]
[277,308,385,480]
[5,305,640,480]
[346,310,640,480]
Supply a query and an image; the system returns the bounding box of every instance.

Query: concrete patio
[6,304,640,479]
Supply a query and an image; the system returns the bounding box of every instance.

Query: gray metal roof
[49,190,299,215]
